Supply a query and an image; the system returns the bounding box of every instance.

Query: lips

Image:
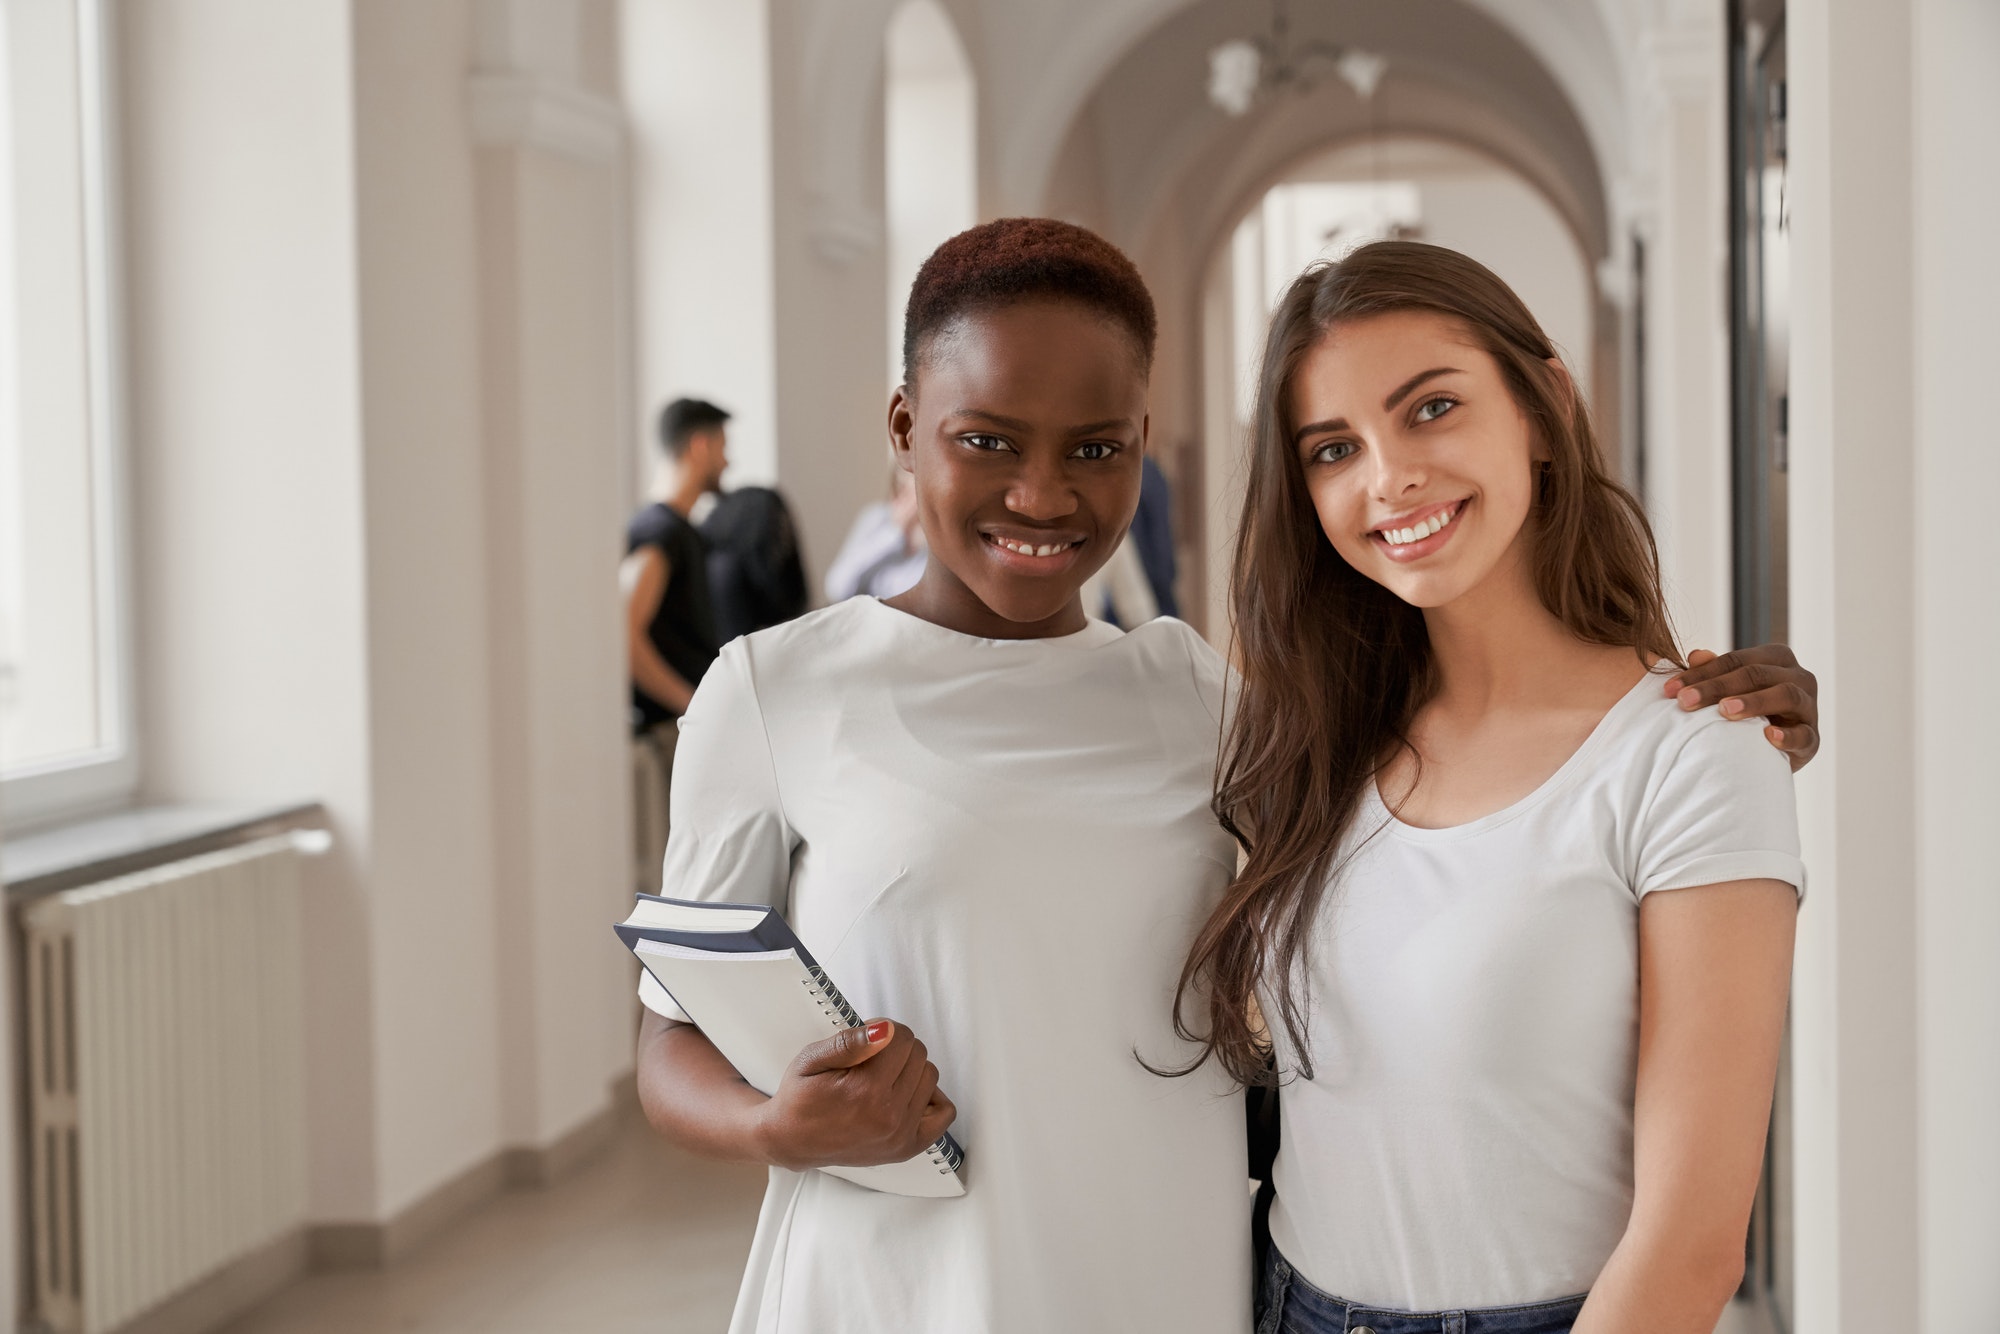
[1369,498,1468,560]
[980,530,1087,573]
[987,534,1080,558]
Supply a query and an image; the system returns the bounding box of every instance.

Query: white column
[1911,0,2000,1322]
[1634,16,1732,655]
[1789,0,2000,1318]
[768,0,898,591]
[466,0,635,1165]
[620,0,780,489]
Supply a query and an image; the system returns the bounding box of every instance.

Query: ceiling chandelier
[1208,0,1387,117]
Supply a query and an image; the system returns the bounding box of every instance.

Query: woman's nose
[1368,438,1428,500]
[1006,458,1078,520]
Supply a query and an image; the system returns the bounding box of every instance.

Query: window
[0,0,134,828]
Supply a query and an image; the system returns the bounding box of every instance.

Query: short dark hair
[659,398,731,457]
[901,218,1157,387]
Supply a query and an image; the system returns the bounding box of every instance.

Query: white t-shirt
[640,597,1251,1334]
[1266,666,1804,1311]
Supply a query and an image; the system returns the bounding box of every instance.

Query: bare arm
[1571,878,1798,1333]
[621,547,696,715]
[635,1009,957,1170]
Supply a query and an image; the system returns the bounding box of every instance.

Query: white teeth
[995,537,1071,556]
[1382,503,1459,546]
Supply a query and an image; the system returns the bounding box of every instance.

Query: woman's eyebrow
[952,409,1136,436]
[952,409,1035,432]
[1382,366,1463,410]
[1292,366,1467,447]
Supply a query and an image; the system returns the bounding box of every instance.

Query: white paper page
[624,899,770,934]
[634,942,842,1094]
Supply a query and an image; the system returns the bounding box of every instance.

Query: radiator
[20,835,313,1334]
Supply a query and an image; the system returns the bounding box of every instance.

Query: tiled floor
[218,1112,766,1334]
[215,1113,1773,1334]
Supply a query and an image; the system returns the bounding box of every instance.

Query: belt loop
[1442,1313,1466,1334]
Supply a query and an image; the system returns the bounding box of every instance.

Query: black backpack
[700,486,809,645]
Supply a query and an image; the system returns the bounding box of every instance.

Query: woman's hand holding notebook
[616,894,967,1198]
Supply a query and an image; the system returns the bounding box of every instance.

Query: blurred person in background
[824,467,928,601]
[623,397,727,745]
[1130,453,1178,618]
[702,485,811,645]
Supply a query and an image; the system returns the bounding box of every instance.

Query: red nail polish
[865,1021,891,1043]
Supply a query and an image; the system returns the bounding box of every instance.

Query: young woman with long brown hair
[1181,241,1805,1334]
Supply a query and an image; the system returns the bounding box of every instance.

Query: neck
[1419,534,1598,709]
[650,462,708,518]
[886,561,1088,640]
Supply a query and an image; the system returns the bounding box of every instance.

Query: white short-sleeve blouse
[641,597,1251,1334]
[1267,665,1805,1312]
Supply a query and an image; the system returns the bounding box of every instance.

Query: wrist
[744,1098,802,1171]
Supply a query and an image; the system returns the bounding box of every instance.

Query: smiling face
[1289,310,1542,611]
[888,299,1149,637]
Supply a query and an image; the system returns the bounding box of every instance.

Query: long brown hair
[1173,241,1681,1086]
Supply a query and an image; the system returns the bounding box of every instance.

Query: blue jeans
[1257,1247,1587,1334]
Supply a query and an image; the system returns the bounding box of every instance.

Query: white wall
[1635,18,1733,657]
[885,0,976,390]
[1788,0,2000,1325]
[121,0,632,1232]
[120,0,385,1218]
[621,0,779,488]
[1913,2,2000,1319]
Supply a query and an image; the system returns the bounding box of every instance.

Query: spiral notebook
[616,894,966,1198]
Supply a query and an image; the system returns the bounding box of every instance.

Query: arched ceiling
[1042,0,1613,267]
[961,0,1631,226]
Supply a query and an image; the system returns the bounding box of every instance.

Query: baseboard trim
[308,1149,507,1271]
[309,1087,630,1270]
[104,1229,309,1334]
[500,1098,622,1189]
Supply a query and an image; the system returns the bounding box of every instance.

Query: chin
[976,584,1082,625]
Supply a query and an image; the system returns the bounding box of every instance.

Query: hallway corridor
[218,1113,763,1334]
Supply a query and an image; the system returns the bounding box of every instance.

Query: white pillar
[1635,16,1733,655]
[1786,0,2000,1324]
[620,0,780,489]
[466,0,635,1166]
[768,0,898,591]
[1910,0,2000,1321]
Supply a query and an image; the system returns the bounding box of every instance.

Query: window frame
[0,0,138,831]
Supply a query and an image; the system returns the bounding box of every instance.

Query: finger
[905,1061,940,1116]
[1676,661,1789,711]
[1715,683,1815,725]
[795,1020,894,1075]
[886,1041,932,1106]
[1765,722,1818,766]
[916,1090,958,1143]
[1663,647,1721,696]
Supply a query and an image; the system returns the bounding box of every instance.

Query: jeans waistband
[1258,1248,1588,1334]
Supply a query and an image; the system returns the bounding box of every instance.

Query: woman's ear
[887,385,917,466]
